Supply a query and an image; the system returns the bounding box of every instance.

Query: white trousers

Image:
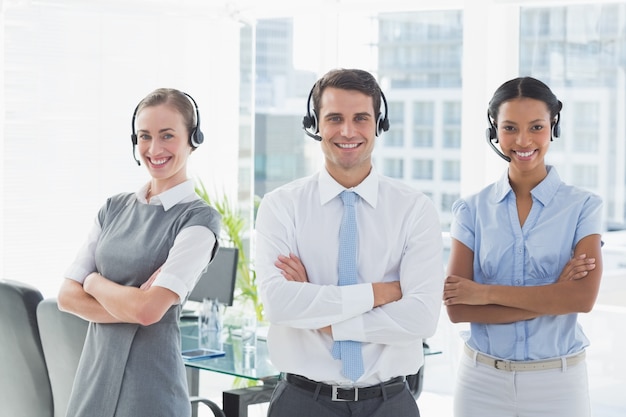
[454,349,591,417]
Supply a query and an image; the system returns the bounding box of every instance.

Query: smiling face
[496,97,552,179]
[318,87,377,187]
[135,103,192,190]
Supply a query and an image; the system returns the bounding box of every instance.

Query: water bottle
[198,298,222,350]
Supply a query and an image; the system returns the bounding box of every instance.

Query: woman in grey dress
[58,88,220,417]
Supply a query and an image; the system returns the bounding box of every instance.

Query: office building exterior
[250,5,626,232]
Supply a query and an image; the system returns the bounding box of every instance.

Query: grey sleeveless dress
[65,193,220,417]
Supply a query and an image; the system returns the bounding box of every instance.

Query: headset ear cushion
[302,115,314,129]
[302,110,318,133]
[376,113,389,136]
[190,128,204,147]
[552,123,560,139]
[131,133,137,146]
[486,127,498,143]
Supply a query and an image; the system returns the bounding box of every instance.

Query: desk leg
[222,384,275,417]
[186,367,200,417]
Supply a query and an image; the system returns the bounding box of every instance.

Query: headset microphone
[485,112,511,162]
[486,132,512,162]
[132,141,141,165]
[303,128,322,141]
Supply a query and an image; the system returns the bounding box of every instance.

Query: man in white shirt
[255,68,443,417]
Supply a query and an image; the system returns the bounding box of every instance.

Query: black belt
[284,373,406,402]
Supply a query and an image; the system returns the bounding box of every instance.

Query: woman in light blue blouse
[443,77,603,417]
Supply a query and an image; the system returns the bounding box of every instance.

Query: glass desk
[180,318,279,417]
[180,319,441,417]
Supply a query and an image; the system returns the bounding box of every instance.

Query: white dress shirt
[255,167,444,386]
[64,179,216,303]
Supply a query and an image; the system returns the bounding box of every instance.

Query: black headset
[302,84,390,141]
[130,92,204,165]
[485,111,561,162]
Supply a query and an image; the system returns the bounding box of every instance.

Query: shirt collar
[136,179,198,211]
[318,166,379,208]
[531,165,561,206]
[494,165,561,206]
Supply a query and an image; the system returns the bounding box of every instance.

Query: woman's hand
[275,253,309,282]
[443,275,489,306]
[82,272,102,295]
[557,254,596,282]
[140,267,162,290]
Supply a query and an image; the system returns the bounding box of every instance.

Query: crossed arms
[443,234,603,324]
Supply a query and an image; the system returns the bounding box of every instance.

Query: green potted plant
[195,179,264,323]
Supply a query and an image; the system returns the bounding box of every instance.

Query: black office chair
[0,279,54,417]
[191,396,227,417]
[37,298,89,417]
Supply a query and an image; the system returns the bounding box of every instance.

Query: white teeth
[516,150,534,158]
[337,143,359,149]
[151,158,168,165]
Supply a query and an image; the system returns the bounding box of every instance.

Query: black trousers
[267,379,421,417]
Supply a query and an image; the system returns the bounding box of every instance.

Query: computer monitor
[187,247,238,306]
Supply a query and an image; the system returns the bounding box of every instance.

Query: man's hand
[318,325,332,335]
[372,281,402,307]
[275,253,309,282]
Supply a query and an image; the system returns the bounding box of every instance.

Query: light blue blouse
[450,166,603,360]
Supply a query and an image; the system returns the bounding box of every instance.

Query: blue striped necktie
[331,190,364,381]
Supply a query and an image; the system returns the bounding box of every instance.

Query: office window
[572,102,600,153]
[2,2,242,298]
[412,159,434,180]
[385,102,404,147]
[413,101,434,124]
[384,129,404,147]
[443,129,461,148]
[442,160,461,181]
[379,10,462,88]
[388,101,405,123]
[442,101,462,148]
[441,192,459,213]
[383,158,404,179]
[413,129,433,147]
[443,101,461,124]
[412,102,434,147]
[520,2,626,231]
[572,164,599,188]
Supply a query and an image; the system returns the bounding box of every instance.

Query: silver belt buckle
[331,386,358,401]
[494,359,512,371]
